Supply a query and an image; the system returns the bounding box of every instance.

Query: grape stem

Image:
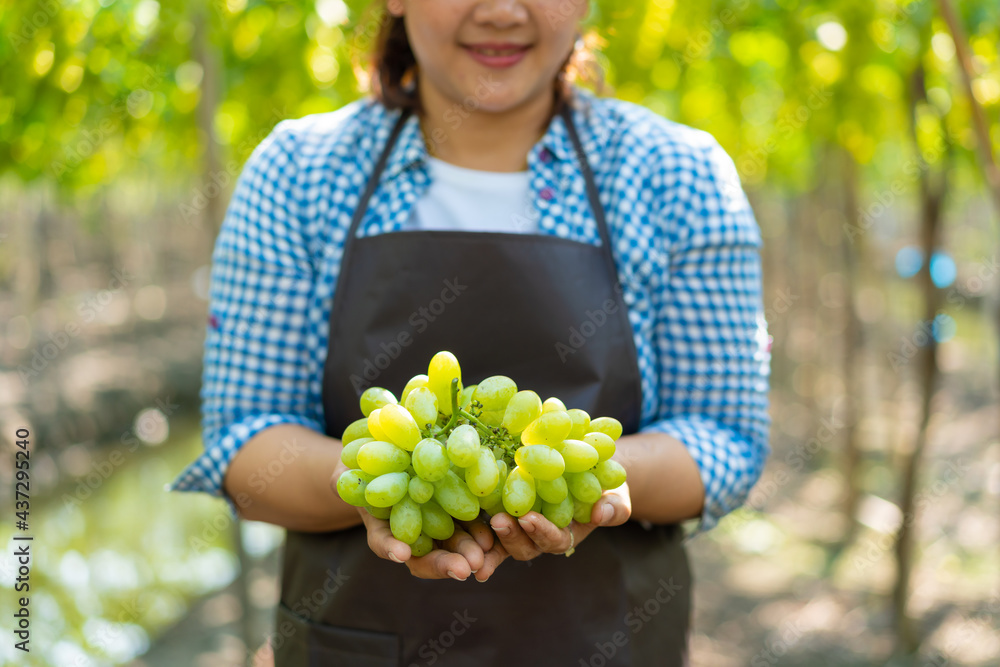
[430,379,519,467]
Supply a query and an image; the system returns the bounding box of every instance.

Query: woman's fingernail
[494,525,511,537]
[601,505,613,524]
[518,518,536,534]
[476,576,487,583]
[447,570,466,581]
[388,551,403,564]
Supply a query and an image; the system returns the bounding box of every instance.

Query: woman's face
[387,0,588,114]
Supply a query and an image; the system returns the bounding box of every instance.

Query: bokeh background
[1,0,999,665]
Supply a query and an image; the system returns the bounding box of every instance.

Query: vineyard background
[1,0,999,665]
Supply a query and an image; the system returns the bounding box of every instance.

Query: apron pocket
[274,601,400,667]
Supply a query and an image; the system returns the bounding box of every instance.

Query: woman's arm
[223,424,359,532]
[613,431,704,524]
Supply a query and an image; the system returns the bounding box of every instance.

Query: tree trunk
[193,5,224,232]
[839,150,866,546]
[892,63,950,657]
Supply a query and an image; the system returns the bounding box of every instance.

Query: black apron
[274,104,691,666]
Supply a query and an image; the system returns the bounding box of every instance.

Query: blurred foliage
[0,0,998,202]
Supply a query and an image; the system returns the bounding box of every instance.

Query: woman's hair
[356,2,605,115]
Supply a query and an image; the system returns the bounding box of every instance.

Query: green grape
[594,459,627,490]
[566,471,602,503]
[583,432,616,462]
[502,466,536,517]
[410,532,434,557]
[588,417,623,441]
[465,446,500,496]
[531,494,543,514]
[572,498,595,524]
[501,390,542,435]
[408,476,434,503]
[412,438,450,482]
[356,441,410,476]
[404,386,439,430]
[542,397,566,413]
[365,472,410,507]
[536,476,568,504]
[400,374,429,403]
[367,505,392,520]
[336,469,375,507]
[379,403,421,451]
[367,408,390,442]
[360,387,397,417]
[496,459,509,483]
[542,495,574,528]
[520,411,572,447]
[433,470,480,521]
[514,445,565,481]
[451,463,467,480]
[478,486,502,511]
[472,375,518,411]
[390,496,422,544]
[340,437,372,468]
[482,499,505,516]
[420,500,455,540]
[560,439,600,473]
[479,409,505,427]
[460,384,477,410]
[446,424,480,468]
[342,418,372,445]
[428,351,462,416]
[566,409,591,439]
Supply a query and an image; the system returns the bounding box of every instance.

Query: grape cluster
[336,351,627,556]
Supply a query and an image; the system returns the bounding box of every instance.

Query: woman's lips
[462,43,532,69]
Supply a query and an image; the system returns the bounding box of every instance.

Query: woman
[173,1,771,665]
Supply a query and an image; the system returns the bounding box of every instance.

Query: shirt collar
[380,107,429,182]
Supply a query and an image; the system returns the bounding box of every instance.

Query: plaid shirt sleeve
[640,135,772,534]
[170,120,325,498]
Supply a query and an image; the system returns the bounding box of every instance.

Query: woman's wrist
[613,432,705,525]
[223,423,363,532]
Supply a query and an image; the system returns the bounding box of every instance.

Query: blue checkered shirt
[170,87,771,533]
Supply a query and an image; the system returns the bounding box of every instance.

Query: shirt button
[539,187,555,201]
[539,148,552,163]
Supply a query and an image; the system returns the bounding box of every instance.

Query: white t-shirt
[404,156,536,233]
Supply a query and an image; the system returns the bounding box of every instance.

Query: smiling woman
[171,0,771,665]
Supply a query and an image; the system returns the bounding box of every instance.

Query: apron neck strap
[345,102,619,281]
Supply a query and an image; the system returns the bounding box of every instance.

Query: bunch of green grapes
[336,351,628,556]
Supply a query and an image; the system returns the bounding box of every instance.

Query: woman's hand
[489,482,632,560]
[332,463,509,582]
